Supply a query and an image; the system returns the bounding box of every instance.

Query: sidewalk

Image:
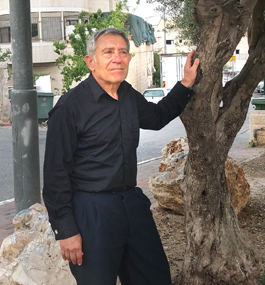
[0,146,265,246]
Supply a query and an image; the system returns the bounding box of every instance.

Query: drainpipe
[9,0,41,213]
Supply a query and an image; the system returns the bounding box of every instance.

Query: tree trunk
[179,0,265,283]
[181,146,260,285]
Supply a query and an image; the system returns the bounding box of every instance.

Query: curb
[0,122,12,126]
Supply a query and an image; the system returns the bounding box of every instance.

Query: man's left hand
[181,50,200,88]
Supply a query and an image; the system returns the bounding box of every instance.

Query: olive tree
[149,0,265,284]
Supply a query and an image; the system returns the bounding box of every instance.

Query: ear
[84,55,95,72]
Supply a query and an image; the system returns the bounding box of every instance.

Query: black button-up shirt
[43,74,194,240]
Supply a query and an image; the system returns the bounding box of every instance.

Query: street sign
[163,81,166,88]
[230,56,236,62]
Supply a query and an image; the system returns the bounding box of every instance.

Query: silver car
[256,81,264,93]
[142,88,168,103]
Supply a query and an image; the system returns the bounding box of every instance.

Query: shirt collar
[87,73,132,102]
[87,73,106,102]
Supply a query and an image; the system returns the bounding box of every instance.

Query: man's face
[85,33,131,87]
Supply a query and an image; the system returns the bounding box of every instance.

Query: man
[43,28,199,285]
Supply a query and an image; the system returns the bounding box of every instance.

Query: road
[0,93,259,202]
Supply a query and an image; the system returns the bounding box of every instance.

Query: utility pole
[9,0,41,213]
[163,7,167,54]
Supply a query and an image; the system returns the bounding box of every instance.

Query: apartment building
[153,18,194,54]
[153,17,249,73]
[0,0,154,96]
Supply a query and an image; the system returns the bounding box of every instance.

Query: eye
[120,50,128,55]
[104,50,113,55]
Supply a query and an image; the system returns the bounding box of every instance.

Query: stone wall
[0,62,11,123]
[249,110,265,145]
[127,41,154,93]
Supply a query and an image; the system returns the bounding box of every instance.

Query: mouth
[110,68,124,71]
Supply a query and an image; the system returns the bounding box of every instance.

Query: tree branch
[216,32,265,150]
[248,0,265,51]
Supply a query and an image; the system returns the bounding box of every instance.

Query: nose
[112,52,122,62]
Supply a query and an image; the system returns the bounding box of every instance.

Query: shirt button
[122,119,125,123]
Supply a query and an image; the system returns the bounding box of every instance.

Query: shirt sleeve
[42,101,79,240]
[138,81,194,130]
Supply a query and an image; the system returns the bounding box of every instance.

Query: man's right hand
[59,233,84,265]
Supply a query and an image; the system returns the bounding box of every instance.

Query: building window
[42,17,62,41]
[236,49,240,54]
[166,39,174,45]
[0,27,11,43]
[179,39,183,44]
[66,19,78,26]
[31,18,39,40]
[65,18,79,41]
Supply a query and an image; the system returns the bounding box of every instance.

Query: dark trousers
[69,187,172,285]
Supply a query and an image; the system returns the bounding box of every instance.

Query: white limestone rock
[0,203,76,285]
[149,137,250,215]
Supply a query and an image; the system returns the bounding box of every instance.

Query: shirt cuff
[169,81,194,104]
[49,213,80,240]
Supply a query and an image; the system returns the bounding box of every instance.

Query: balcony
[0,11,82,64]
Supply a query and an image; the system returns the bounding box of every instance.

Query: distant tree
[53,2,129,93]
[149,0,265,284]
[153,52,161,87]
[148,0,199,45]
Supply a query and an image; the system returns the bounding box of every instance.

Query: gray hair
[86,28,130,59]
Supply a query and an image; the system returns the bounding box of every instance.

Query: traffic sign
[230,56,236,62]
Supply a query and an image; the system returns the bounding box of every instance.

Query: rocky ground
[152,152,265,284]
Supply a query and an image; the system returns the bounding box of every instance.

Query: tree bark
[180,0,265,284]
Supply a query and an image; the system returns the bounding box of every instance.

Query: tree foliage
[53,2,129,93]
[0,47,11,62]
[148,0,200,45]
[0,47,12,80]
[153,52,161,87]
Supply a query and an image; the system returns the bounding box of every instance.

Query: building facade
[0,0,153,99]
[153,18,249,74]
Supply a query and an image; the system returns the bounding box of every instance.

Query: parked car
[142,88,168,103]
[256,81,264,93]
[222,76,232,86]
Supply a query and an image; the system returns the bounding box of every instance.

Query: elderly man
[43,28,199,285]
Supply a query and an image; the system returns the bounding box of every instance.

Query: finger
[189,50,195,58]
[61,248,66,261]
[185,53,193,68]
[193,58,200,67]
[64,250,71,262]
[70,251,78,265]
[76,250,84,266]
[191,58,200,71]
[69,249,83,265]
